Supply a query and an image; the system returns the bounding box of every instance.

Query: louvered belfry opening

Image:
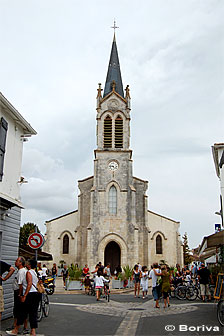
[115,115,123,148]
[104,115,112,148]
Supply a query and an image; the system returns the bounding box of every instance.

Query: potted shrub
[112,271,124,289]
[123,265,133,288]
[66,264,83,290]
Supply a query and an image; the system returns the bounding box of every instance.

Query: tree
[19,222,40,248]
[182,232,193,266]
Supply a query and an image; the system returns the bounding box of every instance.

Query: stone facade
[43,37,183,271]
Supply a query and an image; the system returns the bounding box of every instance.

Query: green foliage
[182,232,193,265]
[19,222,40,248]
[122,265,133,280]
[68,264,82,281]
[117,272,126,281]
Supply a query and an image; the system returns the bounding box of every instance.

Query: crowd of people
[0,258,59,336]
[0,257,215,334]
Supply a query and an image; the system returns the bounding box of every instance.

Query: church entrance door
[104,241,120,275]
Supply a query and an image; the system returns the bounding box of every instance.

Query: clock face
[108,161,118,171]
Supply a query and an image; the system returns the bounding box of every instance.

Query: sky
[0,0,223,248]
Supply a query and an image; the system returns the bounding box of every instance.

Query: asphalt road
[1,293,223,336]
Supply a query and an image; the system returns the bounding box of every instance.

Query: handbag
[32,280,45,294]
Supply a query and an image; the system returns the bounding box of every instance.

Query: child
[95,271,109,301]
[84,273,91,295]
[141,266,149,299]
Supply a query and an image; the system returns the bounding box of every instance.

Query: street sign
[28,232,44,249]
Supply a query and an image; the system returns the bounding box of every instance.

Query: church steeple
[103,32,124,98]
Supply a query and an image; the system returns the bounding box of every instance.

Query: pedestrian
[197,263,213,302]
[149,263,161,308]
[83,274,91,295]
[104,263,111,278]
[95,271,109,301]
[82,264,89,277]
[9,257,29,334]
[156,265,171,308]
[132,264,141,298]
[51,263,57,285]
[61,265,68,287]
[41,264,48,282]
[6,259,40,336]
[0,260,15,320]
[37,264,43,280]
[141,266,149,299]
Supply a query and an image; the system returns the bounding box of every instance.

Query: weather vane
[111,20,119,34]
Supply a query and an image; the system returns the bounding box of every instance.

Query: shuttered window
[104,116,112,148]
[115,116,123,148]
[156,235,162,254]
[109,186,117,215]
[0,117,8,182]
[63,234,69,254]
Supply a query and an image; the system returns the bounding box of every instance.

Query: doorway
[104,241,121,274]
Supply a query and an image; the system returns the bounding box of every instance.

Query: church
[43,33,183,272]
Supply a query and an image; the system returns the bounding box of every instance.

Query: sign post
[28,231,44,262]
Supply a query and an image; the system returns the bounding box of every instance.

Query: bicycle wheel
[170,286,176,298]
[37,299,43,322]
[43,293,50,317]
[186,286,198,301]
[107,292,110,302]
[217,300,224,327]
[175,286,186,300]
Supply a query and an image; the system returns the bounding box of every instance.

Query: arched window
[63,234,69,254]
[104,115,112,148]
[109,185,117,214]
[115,115,123,148]
[156,235,162,254]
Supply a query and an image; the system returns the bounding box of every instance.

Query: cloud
[1,0,223,248]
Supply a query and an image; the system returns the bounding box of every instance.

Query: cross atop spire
[103,23,124,98]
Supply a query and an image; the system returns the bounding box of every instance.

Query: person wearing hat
[197,263,213,302]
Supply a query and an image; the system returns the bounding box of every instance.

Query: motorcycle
[43,277,55,295]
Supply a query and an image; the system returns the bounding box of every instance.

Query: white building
[212,143,224,228]
[0,92,36,318]
[43,35,183,271]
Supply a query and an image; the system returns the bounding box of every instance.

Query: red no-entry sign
[28,233,44,249]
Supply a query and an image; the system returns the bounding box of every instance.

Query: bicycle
[217,299,224,327]
[104,282,110,302]
[37,291,50,322]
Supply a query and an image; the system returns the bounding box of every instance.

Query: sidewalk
[54,277,143,295]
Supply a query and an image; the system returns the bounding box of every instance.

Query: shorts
[163,291,169,299]
[152,287,159,301]
[134,278,140,284]
[95,286,102,290]
[200,284,210,296]
[0,286,4,313]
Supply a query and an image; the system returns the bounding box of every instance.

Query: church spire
[103,22,124,98]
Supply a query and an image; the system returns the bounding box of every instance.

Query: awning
[198,230,224,256]
[19,246,53,261]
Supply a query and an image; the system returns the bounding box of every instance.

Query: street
[1,291,222,336]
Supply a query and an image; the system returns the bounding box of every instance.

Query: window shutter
[0,117,8,181]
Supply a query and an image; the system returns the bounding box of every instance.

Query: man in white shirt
[10,257,28,333]
[149,263,161,308]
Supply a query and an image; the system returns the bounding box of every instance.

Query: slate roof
[103,35,124,98]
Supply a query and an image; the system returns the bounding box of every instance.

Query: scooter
[43,277,55,295]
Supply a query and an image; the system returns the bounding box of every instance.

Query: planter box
[112,279,124,289]
[127,279,134,288]
[66,280,83,290]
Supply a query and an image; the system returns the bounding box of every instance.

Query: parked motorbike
[43,277,55,295]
